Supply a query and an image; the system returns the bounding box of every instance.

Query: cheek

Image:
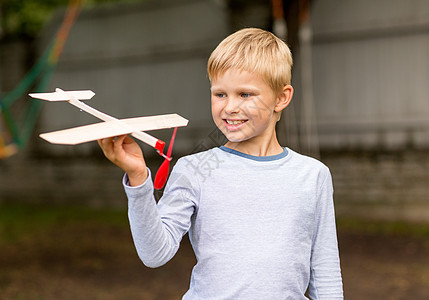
[211,99,222,116]
[242,101,273,121]
[210,97,215,112]
[211,101,223,125]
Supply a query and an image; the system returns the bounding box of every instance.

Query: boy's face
[210,68,291,150]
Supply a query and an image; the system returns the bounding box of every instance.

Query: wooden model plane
[29,88,189,189]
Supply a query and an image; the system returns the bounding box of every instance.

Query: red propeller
[154,127,178,190]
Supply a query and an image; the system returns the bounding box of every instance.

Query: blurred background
[1,0,428,299]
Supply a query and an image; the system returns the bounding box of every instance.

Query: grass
[337,217,429,238]
[0,203,129,244]
[1,202,428,299]
[0,202,194,299]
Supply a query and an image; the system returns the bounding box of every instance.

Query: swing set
[0,0,84,159]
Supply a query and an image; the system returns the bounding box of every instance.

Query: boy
[98,28,343,299]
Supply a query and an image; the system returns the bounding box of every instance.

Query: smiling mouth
[224,119,247,125]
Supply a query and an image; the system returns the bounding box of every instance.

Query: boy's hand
[98,135,148,186]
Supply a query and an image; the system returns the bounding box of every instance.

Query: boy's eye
[241,93,252,98]
[215,93,226,98]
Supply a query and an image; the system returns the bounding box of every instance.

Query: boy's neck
[224,136,284,157]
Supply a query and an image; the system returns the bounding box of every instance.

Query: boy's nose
[224,97,241,114]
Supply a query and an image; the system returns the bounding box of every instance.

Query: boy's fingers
[122,135,134,145]
[116,134,128,143]
[98,137,113,145]
[98,137,116,158]
[113,135,127,151]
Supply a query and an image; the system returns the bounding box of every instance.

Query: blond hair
[207,28,293,96]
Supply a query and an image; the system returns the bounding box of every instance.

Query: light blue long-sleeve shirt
[124,147,343,299]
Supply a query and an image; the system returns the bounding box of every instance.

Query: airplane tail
[29,89,95,101]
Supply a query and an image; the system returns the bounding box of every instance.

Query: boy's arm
[125,163,197,268]
[308,169,344,299]
[98,136,196,267]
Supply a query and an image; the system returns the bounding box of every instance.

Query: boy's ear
[274,84,294,113]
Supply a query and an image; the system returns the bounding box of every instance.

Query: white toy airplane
[29,88,189,189]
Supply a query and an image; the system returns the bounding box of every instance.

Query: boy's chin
[217,126,252,144]
[223,134,250,144]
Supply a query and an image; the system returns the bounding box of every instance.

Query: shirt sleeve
[124,159,198,268]
[308,168,344,299]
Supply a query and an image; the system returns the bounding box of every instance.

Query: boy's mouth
[225,119,246,125]
[223,119,248,130]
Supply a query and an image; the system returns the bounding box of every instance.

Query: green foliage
[0,0,143,39]
[1,0,65,38]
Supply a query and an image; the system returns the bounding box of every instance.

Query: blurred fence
[1,0,429,222]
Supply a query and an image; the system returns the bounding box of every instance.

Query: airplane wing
[121,113,188,131]
[29,90,95,101]
[40,114,188,145]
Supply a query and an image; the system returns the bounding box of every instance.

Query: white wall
[38,0,229,155]
[301,0,429,149]
[38,0,429,153]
